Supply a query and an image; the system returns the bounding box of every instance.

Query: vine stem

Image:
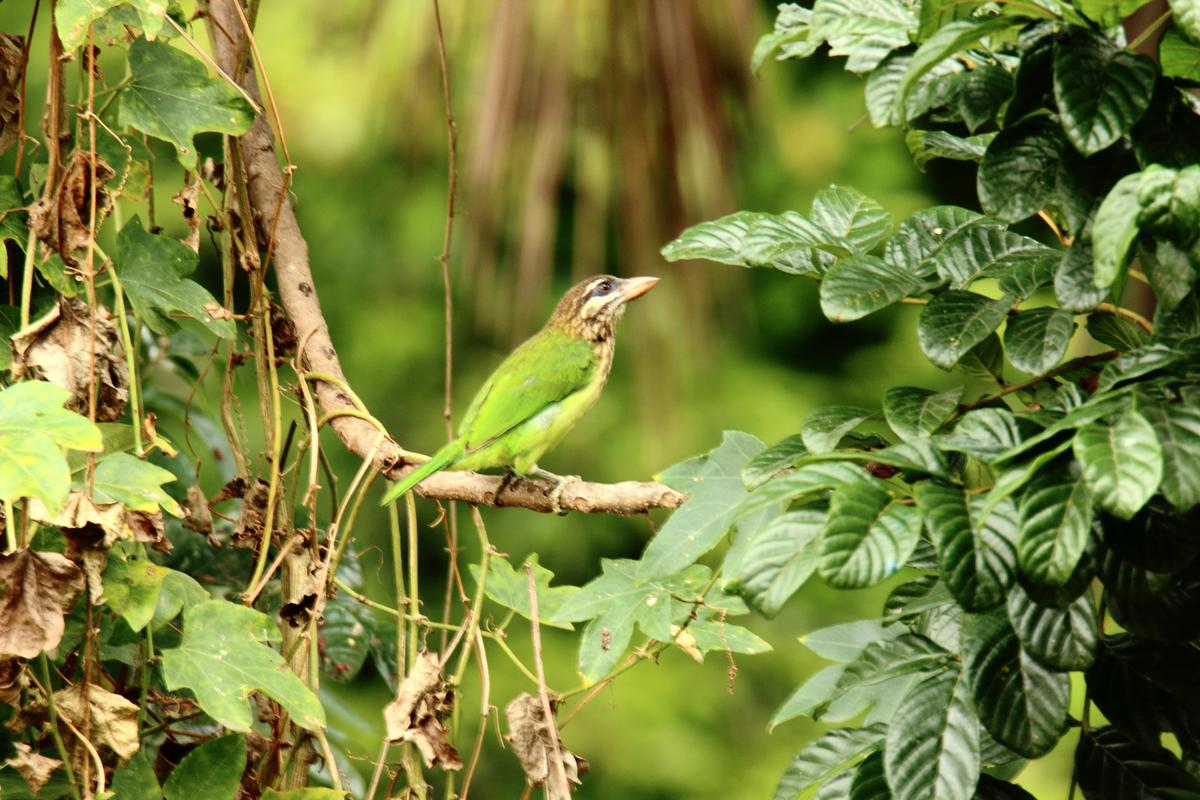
[243,301,285,599]
[958,350,1120,413]
[526,561,571,798]
[1095,302,1154,334]
[106,262,145,455]
[37,655,80,800]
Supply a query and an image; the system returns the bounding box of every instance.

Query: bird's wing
[459,332,595,453]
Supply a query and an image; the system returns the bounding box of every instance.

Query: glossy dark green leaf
[866,50,912,127]
[868,439,952,479]
[1160,25,1200,81]
[850,751,891,800]
[954,334,1005,382]
[1141,401,1200,511]
[802,406,876,454]
[163,733,246,800]
[832,633,951,700]
[735,461,872,519]
[939,408,1027,463]
[1017,469,1094,586]
[1140,239,1197,311]
[972,775,1037,800]
[726,510,823,617]
[956,64,1013,132]
[742,434,808,489]
[885,667,981,800]
[918,291,1013,369]
[1004,308,1075,376]
[1102,550,1200,642]
[1092,172,1143,288]
[1006,581,1097,671]
[883,386,964,442]
[1054,29,1157,155]
[819,255,926,322]
[1096,344,1186,392]
[810,184,894,253]
[963,612,1070,758]
[1074,409,1163,520]
[1086,312,1147,351]
[774,724,887,800]
[905,129,993,171]
[978,117,1064,223]
[1088,634,1200,750]
[1074,726,1200,800]
[894,17,1019,120]
[661,210,832,274]
[819,482,922,588]
[884,205,987,279]
[810,0,917,74]
[915,481,1020,612]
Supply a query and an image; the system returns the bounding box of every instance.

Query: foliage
[661,2,1200,798]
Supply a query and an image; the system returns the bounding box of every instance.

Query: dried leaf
[12,298,129,422]
[54,683,139,760]
[231,478,270,549]
[0,549,84,658]
[670,625,704,664]
[0,34,24,156]
[5,742,61,793]
[0,656,24,705]
[383,651,462,770]
[505,693,588,798]
[181,485,213,536]
[28,150,114,266]
[172,174,200,253]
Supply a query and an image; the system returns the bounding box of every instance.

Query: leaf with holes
[1054,29,1156,155]
[1018,469,1093,587]
[1074,409,1162,520]
[818,482,921,589]
[1003,308,1075,376]
[884,666,981,800]
[918,291,1013,370]
[883,386,963,442]
[55,0,168,51]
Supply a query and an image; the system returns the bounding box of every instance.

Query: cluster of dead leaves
[383,652,463,771]
[28,150,115,268]
[0,549,84,660]
[0,33,24,155]
[505,693,588,799]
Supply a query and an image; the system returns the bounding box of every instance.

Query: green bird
[380,274,660,508]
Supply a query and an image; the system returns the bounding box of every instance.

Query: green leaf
[640,432,765,578]
[92,452,182,515]
[802,406,876,454]
[832,633,951,700]
[809,185,893,254]
[735,461,871,519]
[55,0,168,51]
[1054,29,1157,155]
[1140,239,1197,311]
[802,619,901,662]
[1074,726,1200,799]
[1092,172,1143,288]
[556,560,711,680]
[1004,308,1075,376]
[774,725,887,800]
[120,37,255,167]
[977,117,1064,223]
[918,291,1013,369]
[0,177,28,249]
[1141,401,1200,511]
[894,17,1020,120]
[1006,581,1097,671]
[772,665,847,730]
[742,434,808,488]
[1160,25,1200,81]
[103,544,167,632]
[753,4,821,72]
[810,0,917,74]
[1018,469,1094,586]
[1074,409,1163,519]
[473,555,578,631]
[819,255,925,322]
[661,211,829,275]
[905,129,994,171]
[686,618,772,656]
[115,217,234,338]
[914,482,1020,612]
[163,733,245,800]
[1078,0,1157,26]
[884,206,987,280]
[939,408,1027,463]
[956,64,1013,133]
[850,752,890,800]
[1172,0,1200,45]
[1097,344,1186,392]
[161,599,326,731]
[883,386,963,442]
[1087,313,1147,352]
[112,752,162,800]
[868,439,951,478]
[818,482,922,588]
[1087,634,1200,744]
[963,612,1070,758]
[884,667,981,800]
[1055,239,1108,312]
[726,510,823,616]
[973,775,1038,800]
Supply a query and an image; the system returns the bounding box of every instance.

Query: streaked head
[549,274,660,340]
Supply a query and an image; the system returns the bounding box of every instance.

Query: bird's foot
[531,467,581,515]
[493,467,519,504]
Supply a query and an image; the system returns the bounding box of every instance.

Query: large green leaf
[103,544,168,632]
[1092,172,1143,288]
[830,633,951,703]
[735,461,872,519]
[802,406,876,454]
[977,118,1064,223]
[849,752,890,800]
[1174,0,1200,42]
[802,619,901,663]
[774,724,887,800]
[92,452,183,515]
[1055,239,1108,312]
[162,733,245,800]
[470,555,578,631]
[918,291,1013,369]
[915,482,1020,612]
[963,612,1070,758]
[809,185,893,253]
[1139,239,1197,312]
[119,37,255,167]
[56,0,168,51]
[742,434,808,488]
[1141,401,1200,511]
[883,386,963,442]
[1054,29,1157,155]
[1074,409,1163,520]
[661,210,830,274]
[885,206,988,280]
[893,17,1019,120]
[1003,308,1075,376]
[726,510,823,617]
[161,600,326,731]
[1017,469,1094,586]
[753,4,821,72]
[938,408,1028,463]
[884,667,981,800]
[1160,25,1200,81]
[115,217,235,338]
[1087,634,1200,747]
[112,752,162,800]
[818,482,922,588]
[810,0,917,74]
[1074,726,1200,799]
[1006,581,1097,671]
[640,432,765,578]
[906,129,994,171]
[819,255,925,322]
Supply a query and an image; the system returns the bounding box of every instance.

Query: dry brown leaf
[670,624,703,664]
[0,656,24,705]
[383,651,463,771]
[28,149,115,266]
[280,534,323,627]
[5,742,62,793]
[0,34,24,155]
[0,549,84,659]
[54,683,139,760]
[172,174,201,253]
[181,485,214,536]
[231,478,270,549]
[505,693,588,798]
[11,298,128,422]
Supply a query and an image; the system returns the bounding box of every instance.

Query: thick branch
[205,0,681,515]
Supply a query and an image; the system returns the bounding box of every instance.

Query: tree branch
[205,0,683,515]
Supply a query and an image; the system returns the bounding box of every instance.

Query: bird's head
[548,274,660,341]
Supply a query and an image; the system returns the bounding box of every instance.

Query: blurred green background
[0,1,1076,797]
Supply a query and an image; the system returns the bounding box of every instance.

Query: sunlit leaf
[810,0,917,74]
[884,666,981,800]
[1006,581,1097,671]
[802,406,876,454]
[905,129,993,171]
[92,452,182,516]
[819,255,925,322]
[818,482,921,588]
[1141,401,1200,511]
[726,510,823,616]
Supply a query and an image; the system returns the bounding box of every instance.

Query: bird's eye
[593,280,614,297]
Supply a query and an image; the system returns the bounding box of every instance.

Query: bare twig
[526,562,571,799]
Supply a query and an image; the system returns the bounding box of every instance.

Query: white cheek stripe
[581,295,609,319]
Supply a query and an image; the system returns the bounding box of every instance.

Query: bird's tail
[379,440,461,506]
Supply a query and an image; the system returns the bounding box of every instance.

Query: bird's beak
[620,276,659,302]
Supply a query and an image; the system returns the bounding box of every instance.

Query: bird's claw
[548,474,581,515]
